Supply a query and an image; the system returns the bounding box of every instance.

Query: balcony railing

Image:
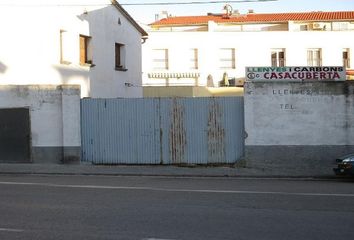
[148,72,200,78]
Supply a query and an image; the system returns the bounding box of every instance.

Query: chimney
[155,11,169,21]
[232,10,240,16]
[248,9,254,14]
[161,11,169,19]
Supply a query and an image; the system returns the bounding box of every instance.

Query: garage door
[0,108,31,163]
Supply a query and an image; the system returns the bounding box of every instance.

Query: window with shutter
[219,48,235,69]
[152,49,169,70]
[189,48,198,70]
[271,49,286,67]
[307,48,322,66]
[79,35,92,65]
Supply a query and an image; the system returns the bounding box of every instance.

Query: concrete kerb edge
[0,169,340,180]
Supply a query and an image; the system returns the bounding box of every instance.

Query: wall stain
[207,98,225,163]
[169,98,186,164]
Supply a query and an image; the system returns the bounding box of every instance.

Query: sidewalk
[0,162,336,178]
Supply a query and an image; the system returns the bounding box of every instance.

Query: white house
[0,0,148,98]
[0,0,148,164]
[142,9,354,87]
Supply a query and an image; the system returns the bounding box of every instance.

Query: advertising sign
[246,66,346,81]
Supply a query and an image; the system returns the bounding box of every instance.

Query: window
[152,49,169,70]
[189,48,198,70]
[79,35,92,65]
[307,48,322,66]
[333,22,349,31]
[343,48,350,68]
[115,43,126,70]
[271,49,285,67]
[60,30,71,64]
[300,24,308,31]
[219,48,235,69]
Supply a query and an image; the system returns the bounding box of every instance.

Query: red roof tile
[150,11,354,26]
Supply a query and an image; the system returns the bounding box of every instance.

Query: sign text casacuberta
[246,66,346,81]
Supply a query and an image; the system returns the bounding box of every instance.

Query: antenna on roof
[223,4,233,17]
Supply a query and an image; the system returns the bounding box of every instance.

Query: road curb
[0,163,340,179]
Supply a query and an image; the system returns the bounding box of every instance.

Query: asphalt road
[0,175,353,240]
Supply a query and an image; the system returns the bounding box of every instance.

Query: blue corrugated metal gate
[81,97,244,165]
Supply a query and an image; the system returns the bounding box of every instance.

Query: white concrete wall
[61,86,81,148]
[245,82,354,146]
[244,81,354,175]
[0,85,81,163]
[143,29,354,86]
[0,0,143,98]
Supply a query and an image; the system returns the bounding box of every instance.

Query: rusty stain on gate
[169,98,186,164]
[207,99,226,163]
[81,97,244,165]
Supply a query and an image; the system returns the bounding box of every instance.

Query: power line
[121,0,278,6]
[0,0,277,7]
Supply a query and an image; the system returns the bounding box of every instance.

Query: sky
[119,0,354,24]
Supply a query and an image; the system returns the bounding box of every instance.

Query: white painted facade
[142,14,354,87]
[0,0,147,98]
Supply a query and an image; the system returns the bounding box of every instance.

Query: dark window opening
[115,43,126,71]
